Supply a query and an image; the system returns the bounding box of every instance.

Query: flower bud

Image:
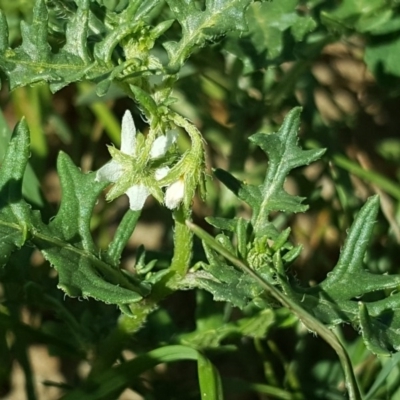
[165,178,185,209]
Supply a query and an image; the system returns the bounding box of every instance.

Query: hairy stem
[120,207,193,334]
[187,220,362,400]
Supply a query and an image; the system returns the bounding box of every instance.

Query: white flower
[95,110,176,211]
[165,178,185,209]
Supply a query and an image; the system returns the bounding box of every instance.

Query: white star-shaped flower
[95,110,176,210]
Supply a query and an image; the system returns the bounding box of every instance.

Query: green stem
[120,207,193,333]
[167,207,193,278]
[187,220,362,400]
[90,210,193,375]
[333,153,400,201]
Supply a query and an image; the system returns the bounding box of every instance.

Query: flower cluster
[95,110,185,211]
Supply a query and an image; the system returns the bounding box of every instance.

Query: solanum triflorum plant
[3,1,400,399]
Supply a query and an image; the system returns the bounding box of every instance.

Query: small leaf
[194,245,252,309]
[214,109,325,239]
[63,0,91,63]
[18,0,51,62]
[182,232,264,309]
[130,85,159,121]
[358,302,395,356]
[197,352,224,400]
[0,119,32,262]
[107,210,141,266]
[0,110,42,206]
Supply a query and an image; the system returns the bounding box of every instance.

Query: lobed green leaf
[250,107,325,236]
[31,152,150,309]
[0,119,32,262]
[215,108,325,238]
[0,118,151,314]
[192,107,400,355]
[283,195,400,354]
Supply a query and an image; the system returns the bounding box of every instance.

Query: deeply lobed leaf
[216,107,325,238]
[193,107,400,355]
[0,119,150,314]
[31,152,151,309]
[250,107,325,236]
[284,195,400,354]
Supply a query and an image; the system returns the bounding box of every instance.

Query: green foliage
[0,0,253,94]
[0,119,150,313]
[0,109,42,205]
[322,0,400,80]
[0,0,168,92]
[226,0,317,72]
[288,196,400,356]
[213,108,326,238]
[61,345,223,400]
[164,0,251,70]
[0,119,32,260]
[2,0,400,398]
[189,109,400,358]
[1,0,95,91]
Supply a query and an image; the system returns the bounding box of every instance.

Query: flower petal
[150,136,168,159]
[155,166,169,181]
[150,130,178,159]
[120,110,136,156]
[165,179,185,209]
[95,160,123,183]
[126,184,150,210]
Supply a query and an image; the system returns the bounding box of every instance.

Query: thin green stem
[187,220,362,400]
[89,211,194,374]
[120,207,193,334]
[334,154,400,201]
